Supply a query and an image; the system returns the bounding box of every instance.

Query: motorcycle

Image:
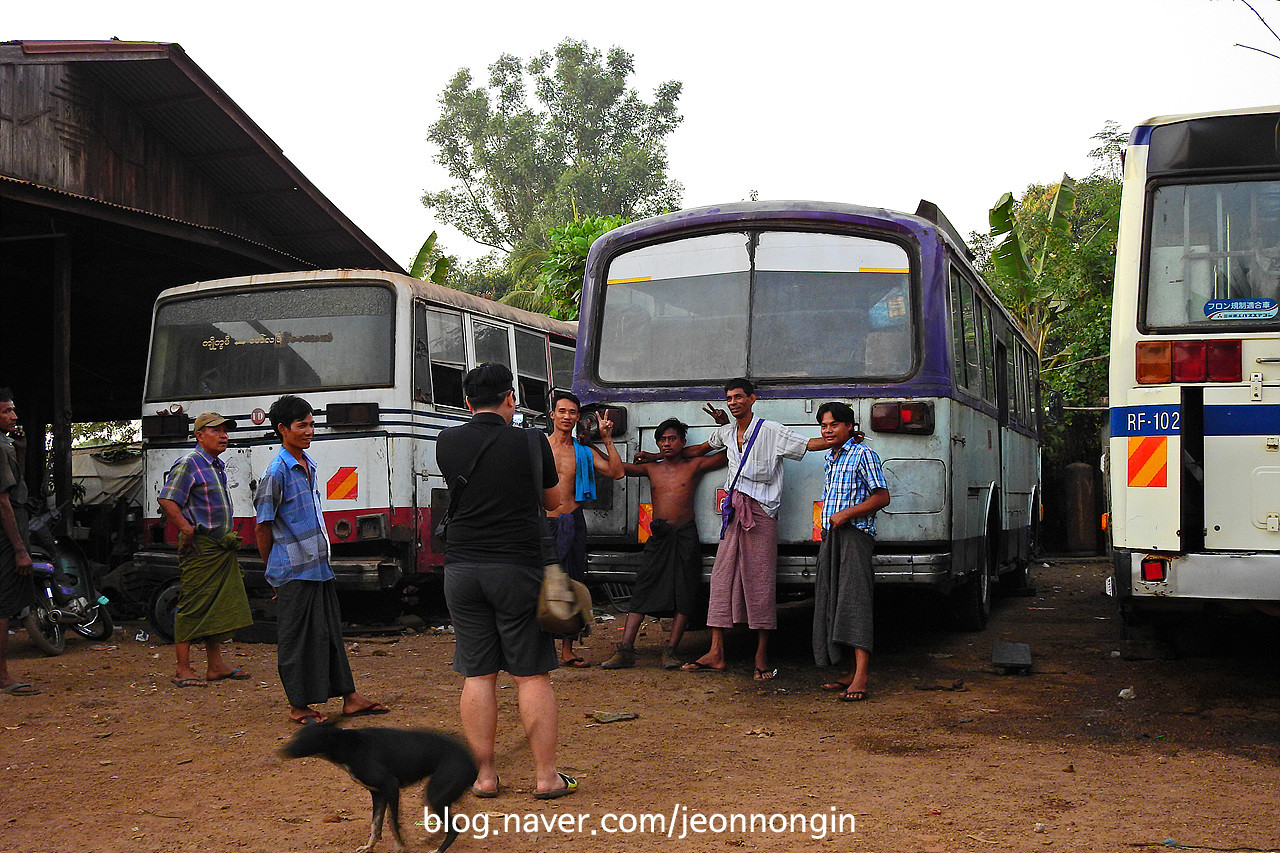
[23,505,114,655]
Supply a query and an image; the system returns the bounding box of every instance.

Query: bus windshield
[1145,179,1280,328]
[596,230,914,384]
[146,284,395,400]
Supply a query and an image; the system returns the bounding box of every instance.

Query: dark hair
[0,387,12,404]
[551,390,581,411]
[724,377,755,396]
[654,417,688,442]
[816,401,857,427]
[464,362,514,409]
[269,395,313,433]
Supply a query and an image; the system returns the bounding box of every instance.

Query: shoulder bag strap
[726,418,766,496]
[526,429,560,565]
[441,427,504,523]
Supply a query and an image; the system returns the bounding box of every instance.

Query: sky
[7,0,1280,270]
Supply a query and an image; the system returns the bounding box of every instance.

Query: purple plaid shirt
[158,446,233,534]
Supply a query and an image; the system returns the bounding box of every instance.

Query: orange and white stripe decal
[326,466,359,500]
[1127,437,1168,488]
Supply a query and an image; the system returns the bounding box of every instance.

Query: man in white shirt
[676,379,831,680]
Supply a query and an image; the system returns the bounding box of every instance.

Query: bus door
[994,341,1011,559]
[1201,376,1280,551]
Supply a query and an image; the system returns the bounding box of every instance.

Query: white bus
[1107,106,1280,637]
[573,201,1042,629]
[131,269,576,634]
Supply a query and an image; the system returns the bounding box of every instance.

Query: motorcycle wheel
[73,607,115,641]
[147,577,182,644]
[23,607,66,656]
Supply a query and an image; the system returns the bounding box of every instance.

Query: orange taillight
[1136,341,1171,384]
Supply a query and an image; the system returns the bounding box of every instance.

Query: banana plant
[409,231,450,286]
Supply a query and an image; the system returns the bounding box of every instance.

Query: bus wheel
[147,577,182,645]
[948,543,992,631]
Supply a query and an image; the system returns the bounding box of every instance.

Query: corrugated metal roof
[3,40,401,272]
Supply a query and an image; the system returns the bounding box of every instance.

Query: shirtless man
[601,418,725,670]
[545,391,623,667]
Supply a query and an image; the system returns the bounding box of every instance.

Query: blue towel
[573,440,596,502]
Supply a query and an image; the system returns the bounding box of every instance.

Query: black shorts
[444,561,558,677]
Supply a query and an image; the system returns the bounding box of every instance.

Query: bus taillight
[1140,557,1168,583]
[870,401,934,435]
[1136,340,1241,384]
[1206,339,1242,382]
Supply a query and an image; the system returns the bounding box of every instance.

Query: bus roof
[1130,104,1280,143]
[155,268,577,340]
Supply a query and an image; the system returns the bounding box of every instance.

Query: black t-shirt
[436,412,558,567]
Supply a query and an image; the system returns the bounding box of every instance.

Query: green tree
[423,39,683,253]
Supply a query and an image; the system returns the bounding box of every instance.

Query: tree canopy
[423,39,683,253]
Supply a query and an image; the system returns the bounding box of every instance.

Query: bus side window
[427,309,466,409]
[949,268,969,389]
[515,328,550,413]
[550,343,575,394]
[960,280,983,398]
[979,302,996,404]
[413,302,432,403]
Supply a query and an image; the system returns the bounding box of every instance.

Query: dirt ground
[3,558,1280,853]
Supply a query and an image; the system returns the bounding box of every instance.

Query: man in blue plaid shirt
[812,402,889,703]
[255,395,387,725]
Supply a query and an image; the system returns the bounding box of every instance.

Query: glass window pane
[752,232,912,378]
[413,303,432,403]
[1147,180,1280,328]
[960,282,982,398]
[598,232,750,383]
[980,304,996,402]
[949,268,968,388]
[515,330,548,380]
[473,321,511,367]
[427,310,464,363]
[147,285,393,400]
[551,345,575,391]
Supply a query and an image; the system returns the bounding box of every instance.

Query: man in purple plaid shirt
[158,412,253,687]
[812,402,889,703]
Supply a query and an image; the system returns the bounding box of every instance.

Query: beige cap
[193,412,236,432]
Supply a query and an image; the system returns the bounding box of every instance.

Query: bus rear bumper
[1110,550,1280,604]
[132,550,402,592]
[586,551,951,587]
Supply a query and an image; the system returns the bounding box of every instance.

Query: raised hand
[702,403,729,425]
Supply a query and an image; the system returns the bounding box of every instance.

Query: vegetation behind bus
[972,124,1125,551]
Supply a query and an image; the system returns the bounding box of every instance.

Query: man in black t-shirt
[435,363,577,801]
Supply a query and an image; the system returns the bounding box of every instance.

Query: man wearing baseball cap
[157,412,253,687]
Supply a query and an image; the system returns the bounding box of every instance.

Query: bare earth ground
[3,558,1280,853]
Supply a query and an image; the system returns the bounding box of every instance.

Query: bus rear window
[596,230,913,384]
[1145,181,1280,328]
[146,284,394,400]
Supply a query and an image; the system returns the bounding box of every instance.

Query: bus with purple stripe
[1107,107,1280,643]
[572,201,1042,630]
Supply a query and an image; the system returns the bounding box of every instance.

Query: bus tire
[948,543,992,631]
[147,577,182,645]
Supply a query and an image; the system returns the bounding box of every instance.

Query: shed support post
[52,236,73,535]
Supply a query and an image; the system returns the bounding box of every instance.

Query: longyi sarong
[629,519,701,619]
[812,525,875,665]
[174,531,252,644]
[275,578,356,708]
[705,493,778,630]
[552,507,588,583]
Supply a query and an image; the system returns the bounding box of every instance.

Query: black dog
[281,722,478,853]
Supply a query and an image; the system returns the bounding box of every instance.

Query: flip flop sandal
[471,777,501,799]
[754,668,779,682]
[681,661,725,672]
[291,711,328,724]
[560,657,592,668]
[207,669,252,681]
[170,677,206,688]
[533,773,578,800]
[821,680,853,691]
[342,703,390,717]
[840,689,870,702]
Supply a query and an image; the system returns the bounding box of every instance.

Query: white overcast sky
[8,0,1280,270]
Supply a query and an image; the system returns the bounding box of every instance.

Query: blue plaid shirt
[255,448,333,586]
[159,446,233,534]
[821,438,888,536]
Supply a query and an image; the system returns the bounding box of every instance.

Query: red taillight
[870,401,934,434]
[1140,558,1168,583]
[1206,339,1242,382]
[1171,340,1206,382]
[1138,339,1241,384]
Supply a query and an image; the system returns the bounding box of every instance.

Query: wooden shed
[0,40,400,507]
